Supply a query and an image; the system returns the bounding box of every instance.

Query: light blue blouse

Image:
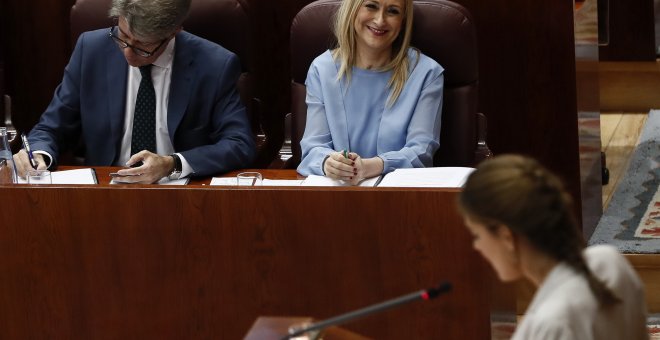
[297,48,444,176]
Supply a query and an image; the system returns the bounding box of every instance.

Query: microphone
[282,282,452,339]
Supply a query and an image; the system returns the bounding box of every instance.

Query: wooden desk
[0,169,500,339]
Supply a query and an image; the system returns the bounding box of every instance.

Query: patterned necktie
[131,64,156,155]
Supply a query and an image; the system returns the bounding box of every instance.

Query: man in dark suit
[13,0,255,183]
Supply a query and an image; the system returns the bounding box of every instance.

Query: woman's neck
[355,48,392,70]
[520,241,560,287]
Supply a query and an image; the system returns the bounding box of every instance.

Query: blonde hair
[332,0,416,106]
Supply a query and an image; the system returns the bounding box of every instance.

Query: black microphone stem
[284,282,451,339]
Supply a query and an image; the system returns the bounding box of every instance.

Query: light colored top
[297,48,444,176]
[513,245,648,340]
[118,38,193,177]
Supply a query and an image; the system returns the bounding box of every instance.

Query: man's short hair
[109,0,191,40]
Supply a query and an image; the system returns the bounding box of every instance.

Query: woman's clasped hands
[323,150,383,186]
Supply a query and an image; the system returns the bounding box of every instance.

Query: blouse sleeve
[378,70,444,173]
[297,62,334,176]
[513,315,581,340]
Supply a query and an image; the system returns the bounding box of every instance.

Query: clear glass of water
[27,169,52,184]
[236,172,262,186]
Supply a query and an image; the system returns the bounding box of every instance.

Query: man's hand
[13,149,47,179]
[113,150,174,184]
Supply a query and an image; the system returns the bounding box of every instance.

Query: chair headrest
[70,0,251,68]
[290,0,478,87]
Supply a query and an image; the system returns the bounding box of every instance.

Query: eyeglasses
[108,26,167,58]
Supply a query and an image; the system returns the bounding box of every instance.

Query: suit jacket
[29,29,255,177]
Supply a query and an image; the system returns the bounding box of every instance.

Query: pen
[343,149,349,159]
[20,134,38,169]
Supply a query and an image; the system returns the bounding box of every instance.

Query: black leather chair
[288,0,491,168]
[69,0,266,165]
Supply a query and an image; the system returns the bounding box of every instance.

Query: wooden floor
[600,112,648,209]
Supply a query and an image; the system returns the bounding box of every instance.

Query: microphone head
[425,282,452,299]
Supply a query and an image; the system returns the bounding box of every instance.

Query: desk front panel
[1,185,493,339]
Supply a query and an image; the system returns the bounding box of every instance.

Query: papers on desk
[377,167,475,188]
[210,177,237,186]
[300,175,381,187]
[207,167,475,188]
[300,168,474,188]
[209,177,305,186]
[17,168,98,184]
[262,179,305,186]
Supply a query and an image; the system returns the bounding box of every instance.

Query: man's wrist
[168,154,182,180]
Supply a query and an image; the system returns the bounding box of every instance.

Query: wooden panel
[576,48,603,239]
[599,61,660,111]
[0,181,501,339]
[626,254,660,313]
[0,0,76,138]
[452,0,583,223]
[599,0,656,61]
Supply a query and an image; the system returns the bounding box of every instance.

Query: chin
[125,58,147,68]
[497,271,522,282]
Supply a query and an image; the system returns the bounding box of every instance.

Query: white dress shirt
[513,245,648,340]
[117,37,193,178]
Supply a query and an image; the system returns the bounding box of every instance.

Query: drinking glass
[27,169,52,184]
[236,172,262,186]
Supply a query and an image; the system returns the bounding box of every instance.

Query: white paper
[210,177,239,186]
[262,179,304,186]
[300,175,380,187]
[17,168,97,184]
[156,177,190,185]
[377,167,475,188]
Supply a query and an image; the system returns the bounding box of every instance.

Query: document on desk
[377,167,475,188]
[17,168,98,184]
[209,178,304,186]
[300,175,381,187]
[210,177,237,186]
[262,179,304,186]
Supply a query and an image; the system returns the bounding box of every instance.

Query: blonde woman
[459,155,648,340]
[297,0,444,185]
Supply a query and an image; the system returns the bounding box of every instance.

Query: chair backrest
[70,0,251,68]
[289,0,480,167]
[69,0,262,161]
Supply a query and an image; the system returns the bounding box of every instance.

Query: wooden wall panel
[0,186,498,339]
[452,0,582,218]
[1,0,76,146]
[599,0,656,61]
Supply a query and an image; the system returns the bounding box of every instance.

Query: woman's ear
[495,224,516,253]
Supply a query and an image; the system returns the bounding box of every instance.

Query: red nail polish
[352,162,355,166]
